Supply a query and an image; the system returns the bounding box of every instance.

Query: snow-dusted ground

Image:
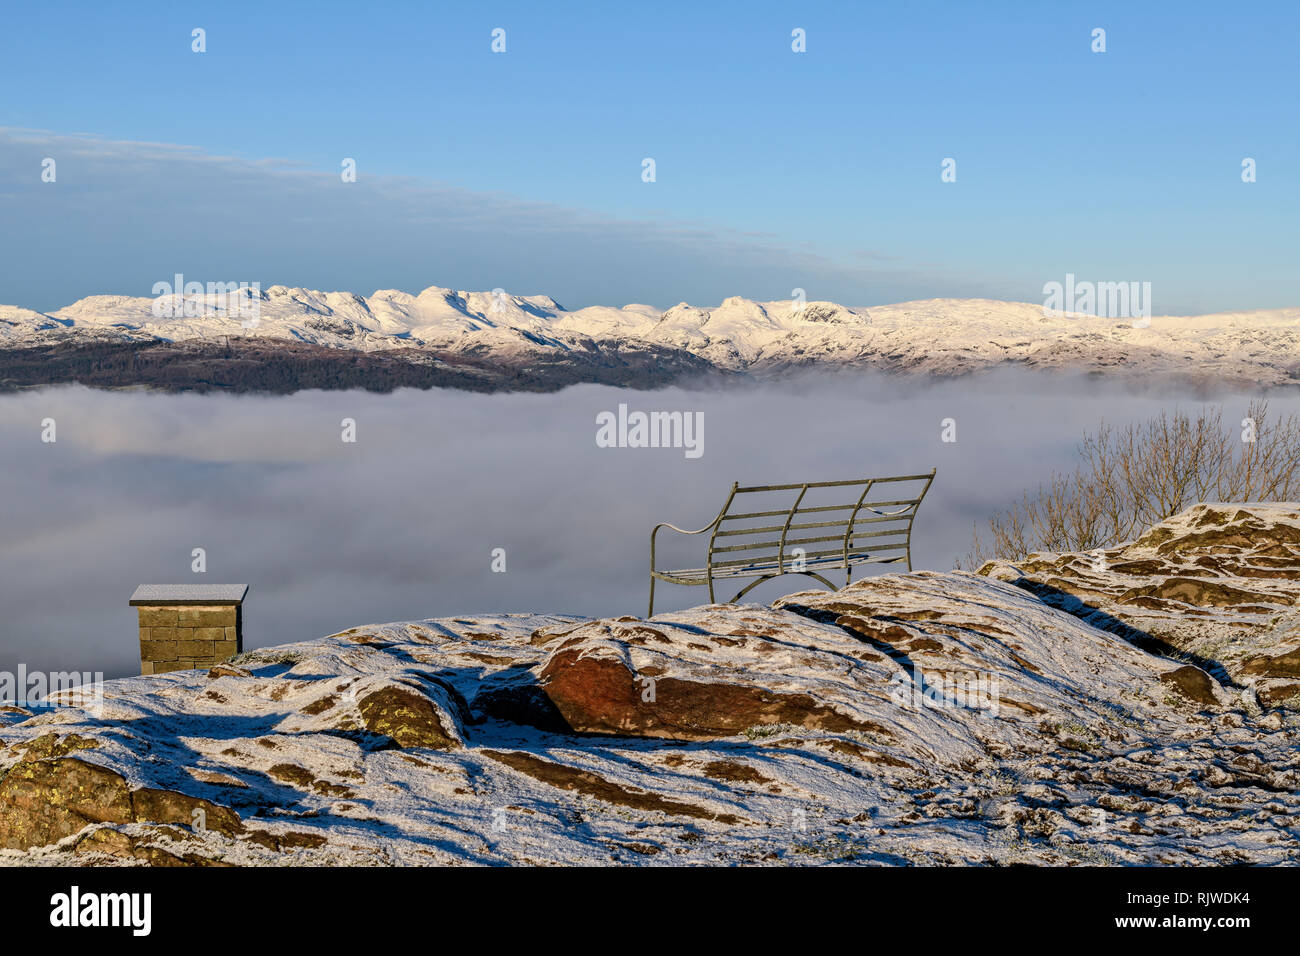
[1,505,1297,866]
[3,285,1299,385]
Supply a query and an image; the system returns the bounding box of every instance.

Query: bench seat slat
[721,503,858,521]
[677,555,908,578]
[780,530,908,549]
[710,534,838,554]
[713,514,910,538]
[711,527,912,554]
[706,542,909,571]
[719,499,922,523]
[714,518,846,538]
[664,551,908,579]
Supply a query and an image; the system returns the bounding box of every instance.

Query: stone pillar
[130,585,248,675]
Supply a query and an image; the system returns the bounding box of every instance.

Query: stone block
[178,606,237,627]
[140,642,179,662]
[137,606,178,627]
[177,640,216,658]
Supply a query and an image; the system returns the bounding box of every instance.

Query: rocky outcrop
[0,756,134,850]
[980,503,1300,710]
[0,749,242,852]
[534,613,898,740]
[1,506,1297,865]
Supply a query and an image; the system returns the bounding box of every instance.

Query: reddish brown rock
[538,647,889,741]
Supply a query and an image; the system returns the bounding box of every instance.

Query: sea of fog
[1,371,1294,680]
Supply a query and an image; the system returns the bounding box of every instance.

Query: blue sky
[2,0,1297,313]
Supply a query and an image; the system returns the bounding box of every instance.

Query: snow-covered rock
[980,503,1300,709]
[1,506,1297,865]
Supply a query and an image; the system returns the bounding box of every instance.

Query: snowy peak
[3,284,1299,387]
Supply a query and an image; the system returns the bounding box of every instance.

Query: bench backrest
[706,470,936,576]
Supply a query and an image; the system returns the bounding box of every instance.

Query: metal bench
[649,470,935,615]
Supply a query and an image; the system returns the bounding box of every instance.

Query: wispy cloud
[0,128,999,313]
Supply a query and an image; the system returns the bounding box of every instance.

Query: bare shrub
[964,401,1300,568]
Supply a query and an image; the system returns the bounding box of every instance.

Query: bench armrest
[652,521,716,537]
[650,519,720,572]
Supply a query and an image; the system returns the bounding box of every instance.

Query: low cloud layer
[1,372,1292,680]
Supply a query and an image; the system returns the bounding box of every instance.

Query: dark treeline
[0,338,729,395]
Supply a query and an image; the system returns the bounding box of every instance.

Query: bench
[648,470,936,615]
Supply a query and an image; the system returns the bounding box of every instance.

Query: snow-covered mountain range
[4,284,1300,388]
